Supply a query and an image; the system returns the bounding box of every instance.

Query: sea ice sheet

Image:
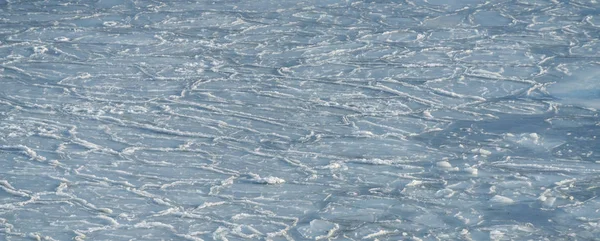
[1,0,600,240]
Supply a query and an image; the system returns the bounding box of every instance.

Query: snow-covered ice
[1,0,600,240]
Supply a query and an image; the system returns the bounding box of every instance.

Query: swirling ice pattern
[1,0,600,240]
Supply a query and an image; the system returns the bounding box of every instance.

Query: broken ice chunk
[489,195,514,204]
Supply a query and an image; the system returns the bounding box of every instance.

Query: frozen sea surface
[1,0,600,240]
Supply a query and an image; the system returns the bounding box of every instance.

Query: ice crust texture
[1,0,600,240]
